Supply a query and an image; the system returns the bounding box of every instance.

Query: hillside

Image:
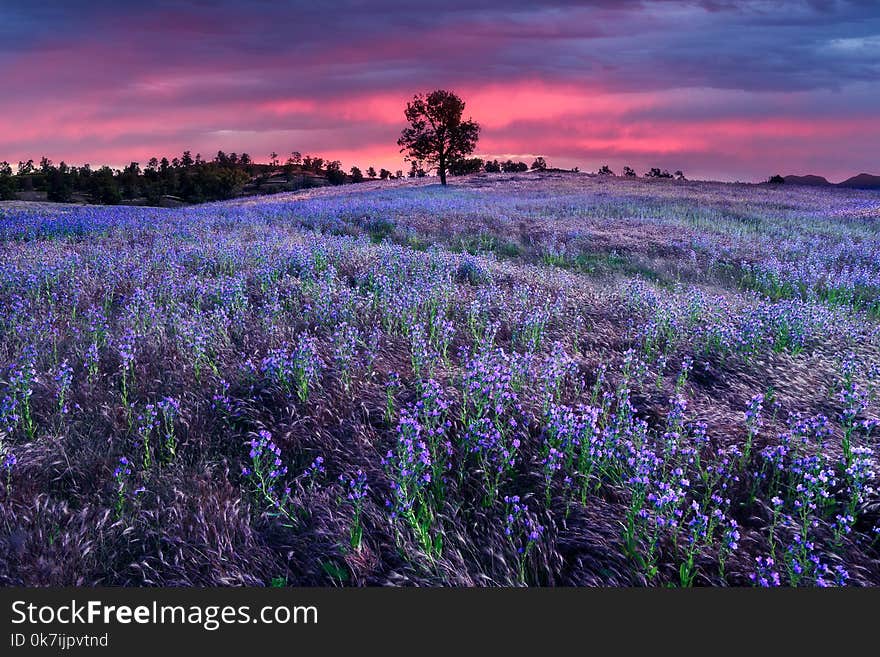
[1,161,352,208]
[838,173,880,189]
[783,174,831,186]
[780,172,880,189]
[1,173,879,587]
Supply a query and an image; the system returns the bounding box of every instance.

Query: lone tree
[397,89,480,186]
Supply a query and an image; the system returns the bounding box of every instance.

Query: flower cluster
[340,469,369,550]
[465,417,521,504]
[332,321,360,390]
[54,360,74,415]
[1,348,37,438]
[503,495,544,584]
[260,333,323,402]
[242,430,296,526]
[157,397,181,461]
[749,556,781,587]
[383,410,439,555]
[113,456,132,518]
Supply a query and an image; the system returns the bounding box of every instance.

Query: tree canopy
[397,90,480,185]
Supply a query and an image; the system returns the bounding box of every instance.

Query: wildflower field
[1,172,879,586]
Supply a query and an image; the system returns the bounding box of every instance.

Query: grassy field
[1,171,878,586]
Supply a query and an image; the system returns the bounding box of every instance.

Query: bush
[325,161,346,185]
[0,162,15,200]
[449,158,484,176]
[456,258,490,285]
[46,168,73,202]
[366,217,396,243]
[501,160,528,173]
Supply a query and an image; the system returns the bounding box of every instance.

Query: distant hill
[837,173,880,189]
[783,174,831,186]
[774,172,880,190]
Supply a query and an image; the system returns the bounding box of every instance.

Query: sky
[0,0,878,182]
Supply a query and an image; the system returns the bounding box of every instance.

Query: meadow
[1,171,878,586]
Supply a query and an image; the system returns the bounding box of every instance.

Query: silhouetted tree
[270,152,279,167]
[120,161,141,198]
[484,159,501,173]
[501,160,528,173]
[90,166,121,204]
[301,156,324,173]
[181,151,194,168]
[623,166,636,177]
[240,153,252,166]
[398,89,480,186]
[449,157,484,176]
[379,168,391,180]
[194,165,249,200]
[290,152,302,166]
[45,161,73,202]
[530,157,548,171]
[674,170,686,180]
[367,166,377,179]
[325,160,346,185]
[349,166,364,183]
[0,161,15,200]
[395,170,403,179]
[598,165,614,175]
[768,174,785,184]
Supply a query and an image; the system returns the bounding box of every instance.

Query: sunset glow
[1,1,878,180]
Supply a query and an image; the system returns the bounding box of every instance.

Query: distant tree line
[440,156,554,176]
[0,150,379,205]
[440,157,686,180]
[1,147,694,208]
[594,164,686,180]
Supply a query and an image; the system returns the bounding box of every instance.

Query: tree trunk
[439,156,447,186]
